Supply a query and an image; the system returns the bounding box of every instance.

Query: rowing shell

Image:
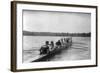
[24,41,72,63]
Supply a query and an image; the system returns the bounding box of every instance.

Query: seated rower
[61,38,64,47]
[56,40,61,48]
[49,41,54,51]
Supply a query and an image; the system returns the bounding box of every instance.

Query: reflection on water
[23,36,91,62]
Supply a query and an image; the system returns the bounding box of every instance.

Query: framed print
[11,1,98,72]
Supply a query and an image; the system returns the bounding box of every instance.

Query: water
[23,36,91,62]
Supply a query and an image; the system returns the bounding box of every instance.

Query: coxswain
[40,41,50,55]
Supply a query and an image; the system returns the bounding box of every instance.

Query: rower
[50,41,54,50]
[56,40,61,48]
[61,38,64,47]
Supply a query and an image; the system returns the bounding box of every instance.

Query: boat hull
[32,42,72,62]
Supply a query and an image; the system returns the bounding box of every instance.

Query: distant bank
[23,31,91,37]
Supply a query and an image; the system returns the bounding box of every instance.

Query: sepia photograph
[22,10,91,63]
[11,1,97,71]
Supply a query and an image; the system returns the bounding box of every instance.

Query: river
[23,36,91,63]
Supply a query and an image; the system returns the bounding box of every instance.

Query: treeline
[23,31,91,37]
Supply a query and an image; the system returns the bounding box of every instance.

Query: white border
[16,3,96,69]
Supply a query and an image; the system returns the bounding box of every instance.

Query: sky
[23,10,91,33]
